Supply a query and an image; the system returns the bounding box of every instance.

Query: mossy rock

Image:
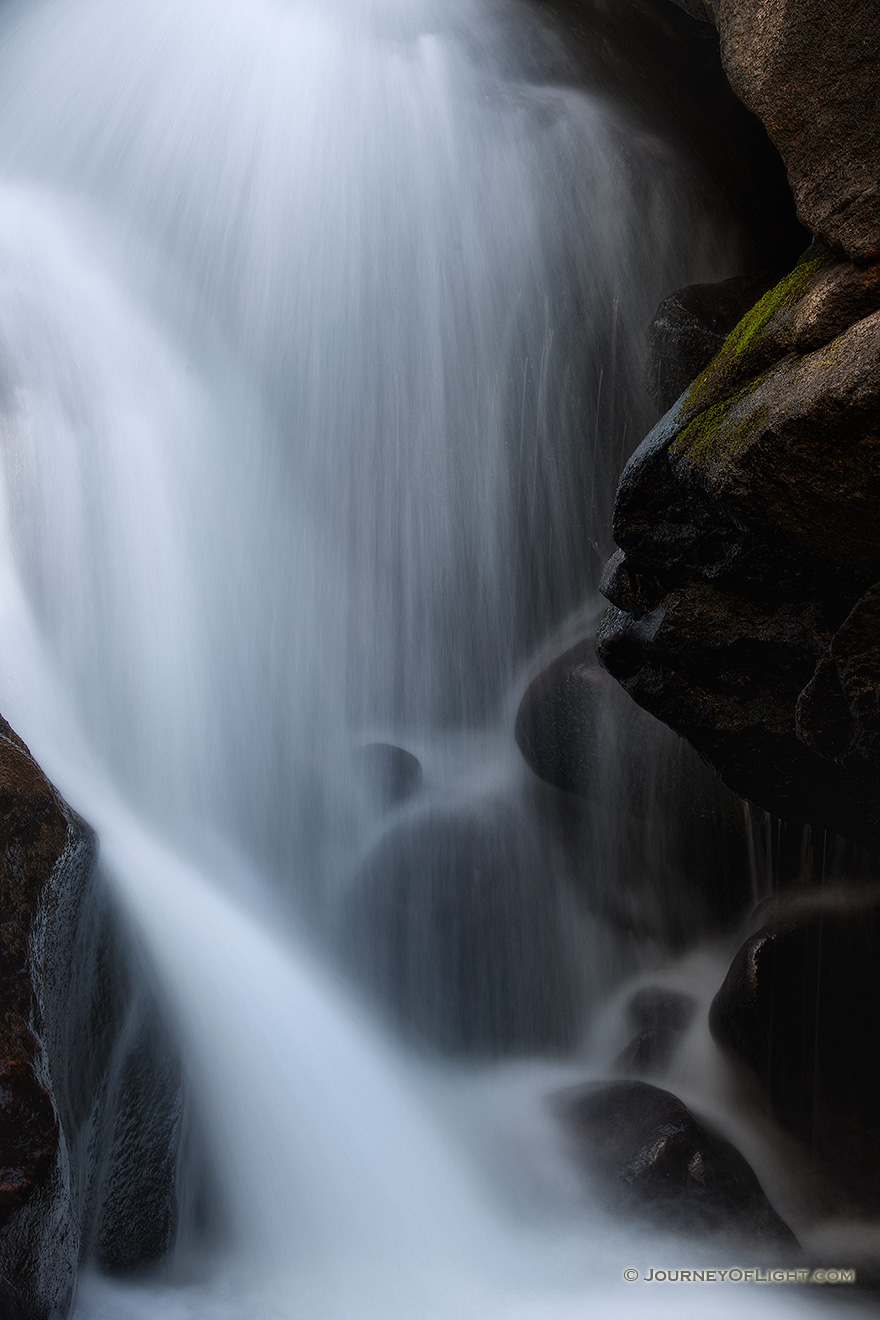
[681,252,830,420]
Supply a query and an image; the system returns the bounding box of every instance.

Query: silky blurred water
[0,0,850,1315]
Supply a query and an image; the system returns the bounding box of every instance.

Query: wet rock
[646,271,778,413]
[559,1079,796,1245]
[614,986,696,1076]
[0,721,86,1320]
[598,255,880,849]
[515,631,754,936]
[344,800,583,1055]
[0,715,188,1316]
[514,640,611,797]
[710,889,880,1210]
[0,1018,58,1229]
[713,0,880,261]
[353,743,422,810]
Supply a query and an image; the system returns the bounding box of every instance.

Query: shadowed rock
[711,889,880,1210]
[614,986,696,1076]
[559,1079,796,1246]
[598,253,880,850]
[353,743,422,810]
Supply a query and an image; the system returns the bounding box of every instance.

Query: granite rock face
[666,0,880,261]
[598,252,880,848]
[712,0,880,262]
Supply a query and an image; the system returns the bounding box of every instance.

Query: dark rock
[0,721,87,1320]
[713,0,880,260]
[797,582,880,772]
[353,743,422,810]
[598,255,880,850]
[0,716,189,1316]
[710,890,880,1209]
[0,1018,58,1228]
[614,986,697,1076]
[527,0,805,269]
[515,630,757,939]
[666,0,713,19]
[646,271,778,413]
[515,640,612,797]
[343,799,583,1055]
[559,1079,796,1245]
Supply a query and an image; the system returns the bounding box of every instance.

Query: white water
[0,0,854,1315]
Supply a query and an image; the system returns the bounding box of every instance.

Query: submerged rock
[515,640,611,798]
[559,1079,796,1246]
[515,635,753,938]
[344,799,583,1055]
[353,742,422,810]
[614,986,696,1077]
[710,889,880,1210]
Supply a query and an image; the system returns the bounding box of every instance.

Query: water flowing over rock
[0,718,185,1317]
[711,890,880,1212]
[559,1079,796,1247]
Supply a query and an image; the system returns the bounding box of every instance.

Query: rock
[669,308,880,576]
[0,1018,58,1229]
[528,0,804,269]
[667,0,713,19]
[614,986,696,1076]
[515,640,611,797]
[516,633,755,936]
[645,272,778,413]
[598,255,880,849]
[353,743,422,810]
[710,890,880,1209]
[713,0,880,261]
[343,799,583,1055]
[0,721,86,1320]
[797,583,880,772]
[558,1079,796,1245]
[0,716,188,1316]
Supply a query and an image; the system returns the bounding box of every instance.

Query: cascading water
[0,0,858,1315]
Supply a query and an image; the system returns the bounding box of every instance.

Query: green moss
[671,381,769,468]
[683,253,830,418]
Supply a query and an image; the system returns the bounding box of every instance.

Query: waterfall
[0,0,830,1315]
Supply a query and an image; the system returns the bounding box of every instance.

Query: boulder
[558,1079,796,1245]
[645,271,778,413]
[710,890,880,1209]
[614,986,696,1076]
[352,743,422,811]
[516,635,755,934]
[515,640,612,797]
[712,0,880,261]
[343,800,583,1054]
[598,254,880,849]
[0,722,87,1320]
[0,717,187,1316]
